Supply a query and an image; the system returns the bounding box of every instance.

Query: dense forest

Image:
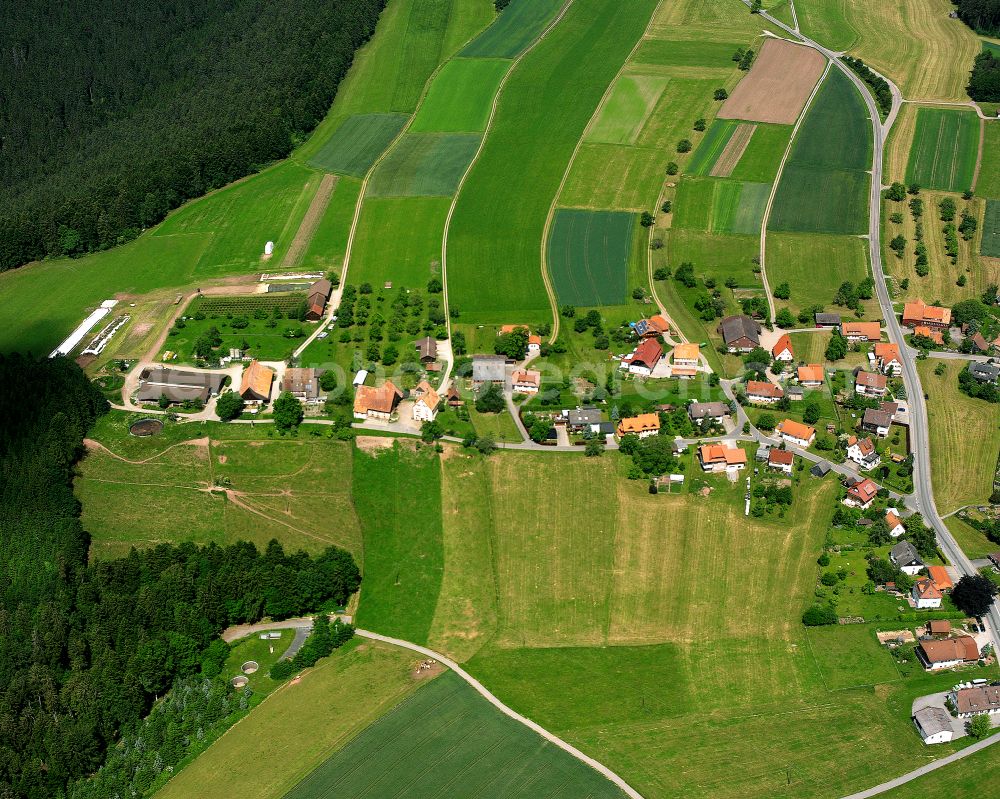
[954,0,1000,35]
[968,51,1000,101]
[0,0,386,272]
[0,355,361,798]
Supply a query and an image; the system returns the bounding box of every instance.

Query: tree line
[954,0,1000,36]
[0,0,386,272]
[0,354,361,798]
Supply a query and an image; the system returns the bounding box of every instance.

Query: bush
[802,605,837,626]
[640,211,654,227]
[714,88,728,100]
[676,139,692,153]
[666,161,678,175]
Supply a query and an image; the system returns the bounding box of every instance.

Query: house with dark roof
[810,461,831,478]
[565,408,603,432]
[889,541,924,575]
[415,337,437,363]
[281,367,321,402]
[718,315,761,352]
[687,401,730,425]
[136,367,226,405]
[305,279,333,321]
[862,407,892,437]
[815,312,841,328]
[969,361,999,383]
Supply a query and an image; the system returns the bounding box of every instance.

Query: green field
[805,625,901,691]
[983,199,1000,258]
[547,209,634,306]
[905,107,980,193]
[366,132,481,196]
[673,178,769,235]
[286,671,627,799]
[728,123,793,183]
[767,232,870,315]
[460,0,564,58]
[794,0,859,52]
[76,414,363,560]
[686,118,738,176]
[410,58,510,132]
[585,74,670,145]
[880,745,1000,797]
[353,443,444,645]
[307,114,409,176]
[447,0,660,323]
[349,196,451,287]
[296,176,363,275]
[632,38,745,68]
[979,121,1000,199]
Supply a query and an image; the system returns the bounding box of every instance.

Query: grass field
[366,132,481,196]
[905,107,980,193]
[297,176,362,275]
[353,443,444,645]
[879,745,1000,797]
[978,121,1000,199]
[632,38,745,68]
[585,74,670,145]
[769,70,871,235]
[547,209,634,306]
[946,515,998,561]
[153,641,425,799]
[286,670,627,799]
[919,358,1000,514]
[804,625,901,691]
[410,57,510,132]
[447,0,659,323]
[307,114,409,176]
[349,196,451,287]
[983,199,1000,258]
[673,178,770,235]
[767,232,870,315]
[76,414,362,560]
[460,0,563,58]
[727,123,793,183]
[793,0,858,52]
[686,118,740,176]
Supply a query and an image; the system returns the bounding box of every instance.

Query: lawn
[153,640,424,799]
[352,442,445,644]
[460,0,564,58]
[76,414,363,560]
[919,358,1000,514]
[585,73,670,145]
[307,113,409,176]
[946,515,998,561]
[631,38,746,68]
[366,132,481,196]
[348,196,451,287]
[410,57,510,132]
[285,671,627,799]
[673,178,770,235]
[766,232,870,316]
[547,209,634,306]
[446,0,660,324]
[983,198,1000,258]
[223,629,297,698]
[905,107,980,193]
[804,624,901,691]
[769,70,872,235]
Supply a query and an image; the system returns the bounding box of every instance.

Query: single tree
[475,382,505,414]
[585,437,605,457]
[216,391,245,421]
[967,714,992,740]
[640,211,655,227]
[420,419,443,443]
[713,88,728,101]
[951,574,998,617]
[273,391,304,431]
[676,139,692,153]
[773,282,791,300]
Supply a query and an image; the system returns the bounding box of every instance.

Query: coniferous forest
[0,355,361,798]
[0,0,386,272]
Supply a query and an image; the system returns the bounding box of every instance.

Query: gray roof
[969,362,999,382]
[136,383,210,404]
[815,312,842,325]
[811,461,831,477]
[890,541,923,568]
[863,408,892,428]
[138,368,224,404]
[415,336,437,361]
[568,408,602,426]
[281,367,320,399]
[688,401,730,420]
[472,355,506,382]
[787,385,805,397]
[913,706,952,737]
[719,315,761,346]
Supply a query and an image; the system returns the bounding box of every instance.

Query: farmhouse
[846,436,879,470]
[874,342,903,375]
[528,334,541,353]
[912,707,954,744]
[903,300,951,330]
[768,448,794,474]
[914,325,944,345]
[564,408,602,433]
[621,338,663,376]
[912,578,942,609]
[718,315,761,352]
[969,332,990,353]
[634,316,670,338]
[353,380,402,421]
[411,380,440,422]
[136,367,226,405]
[841,321,881,342]
[472,355,507,387]
[969,361,999,383]
[889,541,924,575]
[776,419,816,447]
[697,443,747,472]
[511,369,541,394]
[797,364,824,386]
[305,278,333,321]
[670,342,700,378]
[927,565,954,593]
[499,324,528,335]
[886,510,905,537]
[415,337,437,363]
[815,312,841,328]
[688,401,730,426]
[844,476,878,509]
[862,408,892,437]
[855,370,888,397]
[771,333,794,361]
[617,413,660,438]
[918,637,979,670]
[445,386,462,407]
[239,361,275,404]
[280,367,321,403]
[746,380,784,403]
[950,684,1000,718]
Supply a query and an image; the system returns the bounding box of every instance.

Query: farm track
[709,123,755,177]
[280,174,338,269]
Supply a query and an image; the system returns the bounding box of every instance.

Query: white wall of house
[780,432,814,447]
[413,400,437,422]
[914,594,942,609]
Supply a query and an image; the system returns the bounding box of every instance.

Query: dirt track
[718,38,826,125]
[710,123,756,177]
[281,173,338,269]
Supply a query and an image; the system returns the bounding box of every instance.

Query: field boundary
[710,123,756,177]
